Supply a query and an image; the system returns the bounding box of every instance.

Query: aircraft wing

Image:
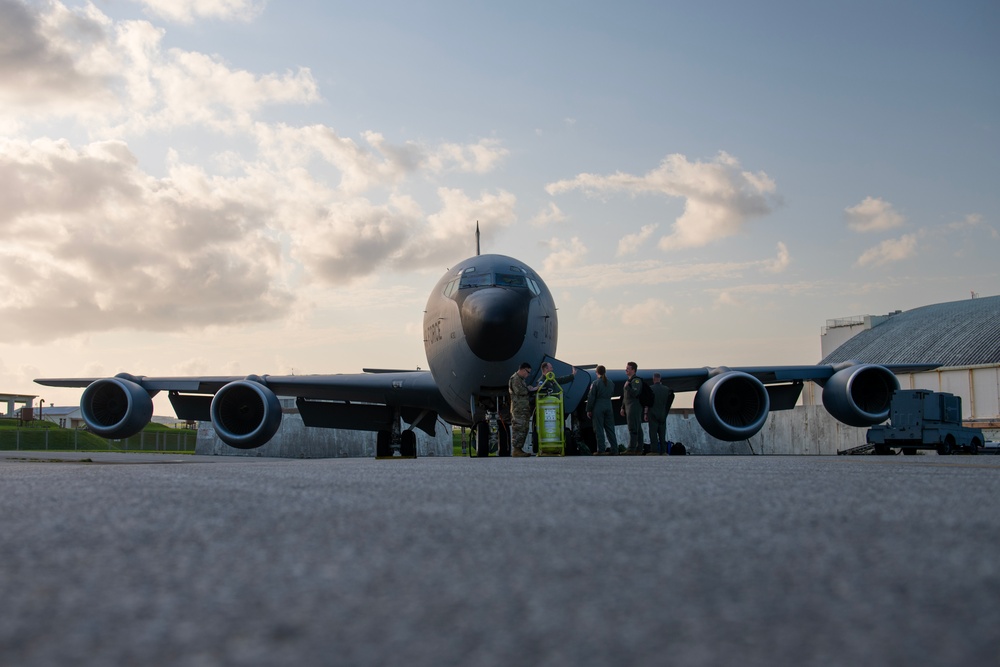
[35,371,459,447]
[574,362,940,441]
[588,363,938,393]
[37,371,448,406]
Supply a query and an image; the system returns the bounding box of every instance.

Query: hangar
[811,294,1000,428]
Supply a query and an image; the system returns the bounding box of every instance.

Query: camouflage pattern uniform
[508,370,532,454]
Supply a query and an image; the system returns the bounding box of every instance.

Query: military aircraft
[36,236,935,457]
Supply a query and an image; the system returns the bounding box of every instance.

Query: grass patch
[0,419,197,453]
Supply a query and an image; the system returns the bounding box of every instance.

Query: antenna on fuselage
[475,221,481,256]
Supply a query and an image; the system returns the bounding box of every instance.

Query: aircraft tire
[400,430,417,458]
[498,421,511,457]
[474,422,490,457]
[376,430,392,458]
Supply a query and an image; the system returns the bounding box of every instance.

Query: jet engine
[80,373,155,439]
[210,377,282,449]
[693,369,770,441]
[820,362,899,427]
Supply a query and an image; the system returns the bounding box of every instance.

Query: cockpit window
[495,273,527,288]
[527,278,541,295]
[459,272,492,288]
[443,278,459,298]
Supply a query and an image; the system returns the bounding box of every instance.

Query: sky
[1,0,998,416]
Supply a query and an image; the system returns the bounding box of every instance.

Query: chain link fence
[0,428,197,453]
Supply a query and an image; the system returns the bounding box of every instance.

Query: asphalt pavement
[2,451,998,666]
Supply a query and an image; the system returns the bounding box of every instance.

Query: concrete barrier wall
[624,406,869,456]
[196,410,453,458]
[196,405,869,458]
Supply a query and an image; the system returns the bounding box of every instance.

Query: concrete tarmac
[2,451,998,666]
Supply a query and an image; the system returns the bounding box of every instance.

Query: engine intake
[81,374,154,439]
[694,370,770,441]
[821,363,899,427]
[210,378,282,449]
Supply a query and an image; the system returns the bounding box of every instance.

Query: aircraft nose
[460,288,530,362]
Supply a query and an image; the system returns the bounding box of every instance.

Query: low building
[13,405,85,429]
[1,393,37,419]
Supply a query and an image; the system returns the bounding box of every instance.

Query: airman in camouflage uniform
[508,362,533,457]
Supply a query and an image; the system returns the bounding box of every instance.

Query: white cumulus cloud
[0,0,518,343]
[763,242,790,273]
[845,196,904,233]
[546,152,779,250]
[131,0,266,24]
[855,234,918,267]
[543,237,588,273]
[617,223,658,257]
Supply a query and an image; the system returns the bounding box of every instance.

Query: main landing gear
[375,408,418,459]
[471,410,510,457]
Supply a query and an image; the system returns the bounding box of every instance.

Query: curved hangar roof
[822,295,1000,367]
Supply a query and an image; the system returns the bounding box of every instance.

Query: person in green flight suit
[619,361,645,454]
[645,372,676,455]
[587,365,619,455]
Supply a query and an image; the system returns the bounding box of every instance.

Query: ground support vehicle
[865,389,984,455]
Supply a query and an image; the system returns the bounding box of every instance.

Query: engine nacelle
[210,378,282,449]
[821,363,899,427]
[694,370,770,441]
[81,374,154,439]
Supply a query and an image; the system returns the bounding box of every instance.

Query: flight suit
[621,375,644,454]
[647,383,675,454]
[587,377,619,454]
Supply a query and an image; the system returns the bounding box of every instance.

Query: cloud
[131,0,266,24]
[845,196,904,233]
[763,241,790,273]
[546,243,791,291]
[0,133,512,342]
[855,234,918,267]
[529,202,566,227]
[543,237,588,273]
[618,298,673,324]
[424,138,509,174]
[0,137,292,342]
[0,1,318,133]
[0,2,513,340]
[948,212,998,239]
[0,0,117,113]
[579,297,672,325]
[253,127,509,195]
[291,187,517,284]
[616,223,658,257]
[546,152,779,250]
